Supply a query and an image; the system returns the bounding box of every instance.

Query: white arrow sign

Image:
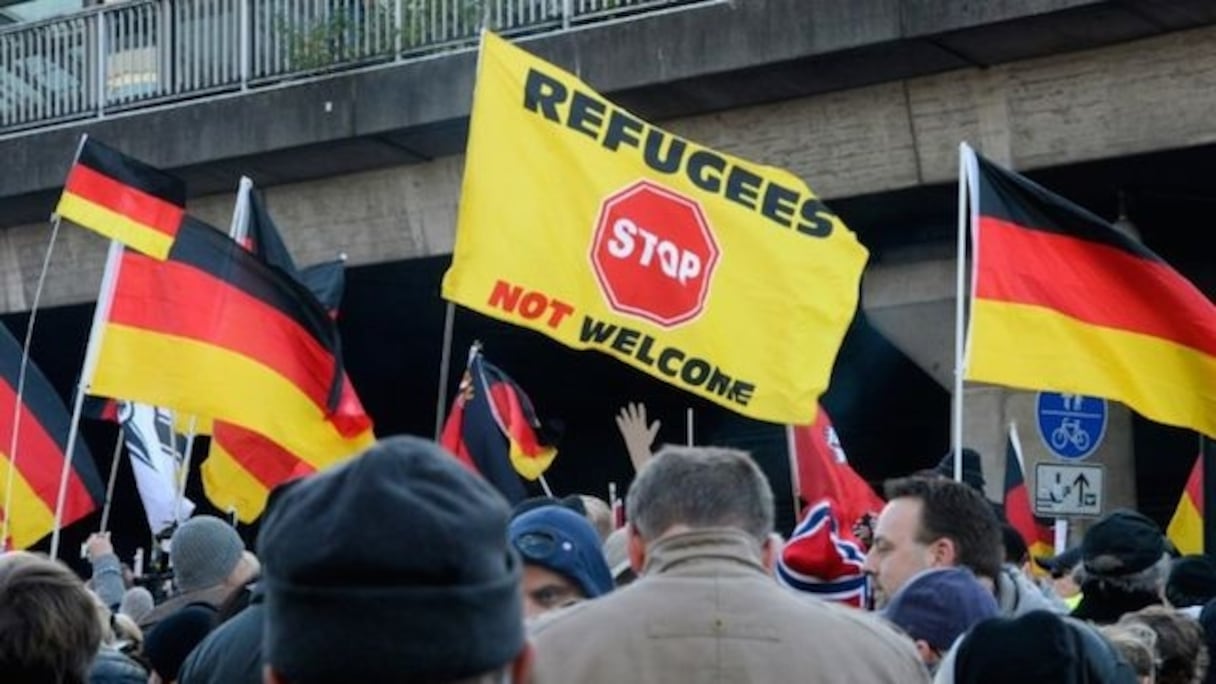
[1034,463,1104,517]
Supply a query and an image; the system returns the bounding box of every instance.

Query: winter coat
[531,527,928,684]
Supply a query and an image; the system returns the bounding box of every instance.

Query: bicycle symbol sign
[1036,392,1106,460]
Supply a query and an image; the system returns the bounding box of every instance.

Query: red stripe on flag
[108,253,337,412]
[1185,455,1204,517]
[977,216,1216,357]
[63,164,184,237]
[212,422,316,490]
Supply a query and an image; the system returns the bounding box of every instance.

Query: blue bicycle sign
[1036,392,1106,460]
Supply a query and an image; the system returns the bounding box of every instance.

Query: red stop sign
[590,180,720,328]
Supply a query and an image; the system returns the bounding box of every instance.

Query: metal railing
[0,0,710,134]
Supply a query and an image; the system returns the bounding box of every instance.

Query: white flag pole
[951,142,974,483]
[97,430,125,533]
[50,239,123,559]
[686,408,694,447]
[230,176,254,245]
[1,217,64,548]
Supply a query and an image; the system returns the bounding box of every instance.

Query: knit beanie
[259,436,524,683]
[118,586,155,622]
[509,505,614,599]
[1167,555,1216,608]
[950,611,1137,684]
[170,516,245,593]
[776,498,868,607]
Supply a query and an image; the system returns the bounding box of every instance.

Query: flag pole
[433,302,456,440]
[51,239,124,559]
[230,176,253,244]
[1,215,64,548]
[175,416,197,523]
[1202,433,1214,557]
[538,474,555,497]
[786,425,801,522]
[97,430,124,533]
[951,143,972,482]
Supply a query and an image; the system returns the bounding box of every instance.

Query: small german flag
[56,137,186,260]
[965,148,1216,438]
[1,323,103,550]
[439,347,558,504]
[1168,453,1203,556]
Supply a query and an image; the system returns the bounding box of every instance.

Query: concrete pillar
[0,229,28,313]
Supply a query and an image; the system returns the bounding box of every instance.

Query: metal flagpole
[98,429,125,533]
[51,240,124,559]
[175,416,198,524]
[1,216,63,548]
[951,142,974,483]
[230,176,253,244]
[1202,434,1214,556]
[538,474,555,497]
[433,301,456,440]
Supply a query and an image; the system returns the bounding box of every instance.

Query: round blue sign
[1036,392,1106,460]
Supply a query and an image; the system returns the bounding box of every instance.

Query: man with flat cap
[258,435,531,684]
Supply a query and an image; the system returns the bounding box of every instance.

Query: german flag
[965,149,1216,437]
[1,323,103,550]
[439,348,557,504]
[1168,452,1203,556]
[56,137,186,260]
[88,217,373,492]
[194,191,370,522]
[1003,423,1053,564]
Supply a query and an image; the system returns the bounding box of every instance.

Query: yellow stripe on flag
[200,443,270,523]
[57,193,175,260]
[968,299,1216,437]
[1169,492,1203,556]
[91,324,373,467]
[0,455,56,550]
[442,32,867,425]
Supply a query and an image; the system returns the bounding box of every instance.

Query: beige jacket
[531,528,928,684]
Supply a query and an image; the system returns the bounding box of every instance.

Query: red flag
[1004,423,1053,562]
[787,406,883,531]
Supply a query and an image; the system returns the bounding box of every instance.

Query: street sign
[1035,463,1104,517]
[1036,392,1106,460]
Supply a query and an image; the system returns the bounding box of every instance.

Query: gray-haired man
[530,446,927,683]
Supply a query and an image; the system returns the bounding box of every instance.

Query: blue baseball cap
[509,505,613,599]
[881,567,998,652]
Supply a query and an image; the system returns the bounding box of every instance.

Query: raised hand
[615,402,660,473]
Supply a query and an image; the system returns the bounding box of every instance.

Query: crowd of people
[3,431,1215,683]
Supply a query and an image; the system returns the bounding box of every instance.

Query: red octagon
[590,180,720,328]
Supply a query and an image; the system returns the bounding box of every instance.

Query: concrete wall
[5,23,1216,311]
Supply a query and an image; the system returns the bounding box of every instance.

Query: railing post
[392,0,402,60]
[240,0,251,88]
[562,0,572,29]
[95,8,107,118]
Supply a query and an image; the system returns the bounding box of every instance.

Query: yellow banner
[442,32,869,424]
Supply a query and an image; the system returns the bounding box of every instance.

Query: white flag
[118,402,194,533]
